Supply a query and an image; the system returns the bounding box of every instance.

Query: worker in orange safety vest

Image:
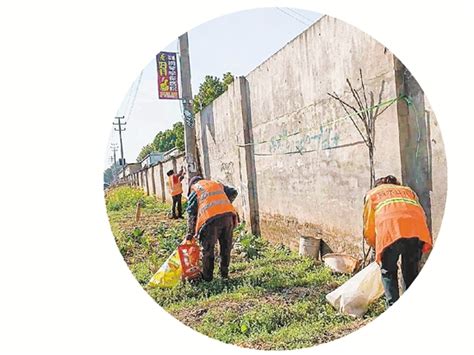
[167,167,185,219]
[363,175,432,306]
[185,176,238,281]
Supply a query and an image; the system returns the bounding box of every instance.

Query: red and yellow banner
[157,51,179,99]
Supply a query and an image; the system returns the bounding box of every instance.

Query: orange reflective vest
[191,180,236,234]
[168,175,183,196]
[363,184,432,263]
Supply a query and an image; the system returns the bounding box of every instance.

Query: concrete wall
[162,155,189,203]
[425,98,447,241]
[138,171,144,189]
[131,154,188,204]
[244,16,402,253]
[195,81,248,218]
[162,158,176,203]
[176,155,189,201]
[145,166,153,195]
[125,163,141,176]
[193,15,447,257]
[123,16,447,258]
[154,163,165,202]
[121,153,188,205]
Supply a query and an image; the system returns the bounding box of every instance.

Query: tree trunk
[368,145,375,189]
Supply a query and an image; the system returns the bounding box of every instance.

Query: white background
[0,1,473,354]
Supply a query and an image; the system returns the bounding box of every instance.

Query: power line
[113,116,126,178]
[125,69,144,123]
[284,7,315,24]
[110,143,119,181]
[119,84,133,118]
[276,7,311,27]
[110,143,118,163]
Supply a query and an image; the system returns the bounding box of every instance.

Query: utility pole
[113,116,126,179]
[179,32,198,181]
[110,143,118,181]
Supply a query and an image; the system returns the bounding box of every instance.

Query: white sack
[326,262,384,317]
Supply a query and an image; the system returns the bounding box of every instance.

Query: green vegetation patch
[106,186,386,350]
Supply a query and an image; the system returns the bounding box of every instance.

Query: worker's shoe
[201,271,213,282]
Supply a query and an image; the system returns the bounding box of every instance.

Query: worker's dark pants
[199,214,234,281]
[380,237,423,307]
[171,194,182,218]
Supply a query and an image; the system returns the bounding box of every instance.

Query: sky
[106,7,321,168]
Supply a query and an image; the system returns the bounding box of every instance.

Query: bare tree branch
[373,80,385,119]
[328,69,387,256]
[328,87,371,145]
[327,90,365,123]
[346,77,373,149]
[346,78,367,124]
[327,92,369,146]
[369,91,375,140]
[360,69,369,115]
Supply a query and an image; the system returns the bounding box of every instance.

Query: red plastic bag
[178,239,201,280]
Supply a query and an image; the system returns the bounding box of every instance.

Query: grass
[106,186,386,350]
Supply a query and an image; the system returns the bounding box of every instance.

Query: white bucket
[299,236,321,260]
[322,253,360,274]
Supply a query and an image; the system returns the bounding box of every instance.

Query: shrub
[105,186,146,211]
[234,226,268,260]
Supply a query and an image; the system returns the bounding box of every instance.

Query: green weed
[106,189,386,350]
[105,186,149,211]
[234,226,268,260]
[131,262,152,285]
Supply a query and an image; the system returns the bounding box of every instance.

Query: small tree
[222,72,234,87]
[328,69,395,188]
[137,143,155,162]
[103,167,114,185]
[137,122,185,161]
[193,72,234,113]
[173,122,185,151]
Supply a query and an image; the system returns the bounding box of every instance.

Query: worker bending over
[186,176,238,281]
[167,167,185,219]
[363,175,432,306]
